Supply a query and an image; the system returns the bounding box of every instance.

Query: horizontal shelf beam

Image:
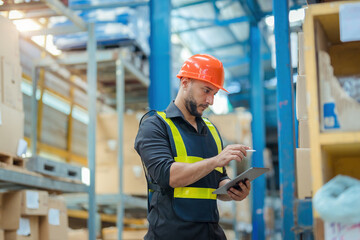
[319,131,360,145]
[0,168,88,193]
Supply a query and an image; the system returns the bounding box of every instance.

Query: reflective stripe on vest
[174,187,217,200]
[157,111,222,201]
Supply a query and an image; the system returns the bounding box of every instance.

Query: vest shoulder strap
[156,111,187,157]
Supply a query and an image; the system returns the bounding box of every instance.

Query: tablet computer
[213,167,269,194]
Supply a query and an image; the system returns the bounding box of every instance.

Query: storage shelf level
[319,131,360,146]
[0,168,88,193]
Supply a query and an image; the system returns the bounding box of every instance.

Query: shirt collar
[164,100,185,119]
[164,100,205,129]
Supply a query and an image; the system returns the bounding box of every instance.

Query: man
[135,54,251,240]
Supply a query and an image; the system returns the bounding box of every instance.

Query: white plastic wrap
[313,175,360,224]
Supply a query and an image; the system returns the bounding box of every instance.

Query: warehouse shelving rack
[303,1,360,238]
[1,1,151,240]
[31,45,150,239]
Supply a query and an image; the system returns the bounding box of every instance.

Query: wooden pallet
[0,152,26,168]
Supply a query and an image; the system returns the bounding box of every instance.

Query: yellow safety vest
[157,111,224,222]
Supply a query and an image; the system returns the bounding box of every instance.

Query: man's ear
[181,77,191,90]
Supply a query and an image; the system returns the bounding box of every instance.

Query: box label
[17,217,31,236]
[323,103,340,129]
[26,191,39,209]
[48,208,60,226]
[340,3,360,42]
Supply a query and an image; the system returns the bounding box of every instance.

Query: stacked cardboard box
[295,32,312,199]
[0,190,68,240]
[208,109,253,147]
[217,197,251,224]
[95,112,147,196]
[102,227,147,240]
[68,229,88,240]
[0,16,24,156]
[39,197,68,240]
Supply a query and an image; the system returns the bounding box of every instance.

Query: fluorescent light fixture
[46,35,62,56]
[31,35,62,56]
[8,10,24,20]
[265,8,305,28]
[13,19,42,32]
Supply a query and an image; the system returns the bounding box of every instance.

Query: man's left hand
[227,180,251,201]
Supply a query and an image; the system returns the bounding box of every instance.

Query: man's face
[184,79,219,117]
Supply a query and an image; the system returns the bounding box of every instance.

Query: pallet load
[0,191,69,240]
[295,32,312,200]
[95,112,147,196]
[0,16,24,157]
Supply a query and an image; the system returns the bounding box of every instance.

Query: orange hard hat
[177,54,228,93]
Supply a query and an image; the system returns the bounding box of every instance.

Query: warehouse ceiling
[0,0,307,111]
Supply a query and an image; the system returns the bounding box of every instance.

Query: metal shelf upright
[273,0,296,239]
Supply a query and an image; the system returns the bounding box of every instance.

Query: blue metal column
[87,22,97,240]
[31,66,39,156]
[149,0,171,110]
[249,23,266,240]
[116,55,125,240]
[273,1,296,239]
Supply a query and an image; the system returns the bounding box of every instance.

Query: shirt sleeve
[134,115,174,190]
[220,167,230,183]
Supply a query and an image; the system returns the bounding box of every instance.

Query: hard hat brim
[177,74,229,93]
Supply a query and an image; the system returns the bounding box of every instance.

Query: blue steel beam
[201,41,248,52]
[171,15,249,26]
[149,0,171,110]
[172,0,208,9]
[273,0,296,239]
[221,53,271,68]
[86,23,97,240]
[70,0,149,10]
[173,24,216,34]
[250,23,265,240]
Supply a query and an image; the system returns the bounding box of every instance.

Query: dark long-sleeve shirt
[134,101,229,240]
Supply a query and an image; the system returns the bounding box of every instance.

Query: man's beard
[184,92,208,117]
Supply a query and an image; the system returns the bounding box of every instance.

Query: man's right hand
[214,144,251,167]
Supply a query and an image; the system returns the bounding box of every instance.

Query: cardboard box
[21,190,49,216]
[0,229,4,240]
[0,16,20,64]
[39,197,68,240]
[315,20,360,132]
[0,191,22,230]
[1,58,23,111]
[96,164,147,196]
[296,148,312,199]
[298,32,305,75]
[96,113,143,165]
[217,197,251,223]
[208,110,252,146]
[68,229,88,240]
[324,222,360,240]
[5,217,39,240]
[102,227,147,240]
[296,75,308,120]
[0,103,24,156]
[298,119,310,148]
